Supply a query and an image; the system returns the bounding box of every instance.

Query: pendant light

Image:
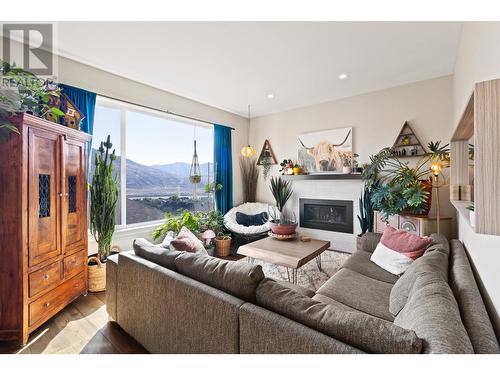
[240,104,257,158]
[189,126,201,199]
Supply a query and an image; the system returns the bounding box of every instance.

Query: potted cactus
[88,135,119,292]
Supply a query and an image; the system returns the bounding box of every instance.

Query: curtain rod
[95,92,236,130]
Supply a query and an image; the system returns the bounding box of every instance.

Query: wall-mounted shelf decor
[256,139,278,165]
[450,78,500,236]
[391,121,427,158]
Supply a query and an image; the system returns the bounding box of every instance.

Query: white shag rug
[237,250,350,291]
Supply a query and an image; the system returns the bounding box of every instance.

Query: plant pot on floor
[88,245,121,292]
[214,236,231,257]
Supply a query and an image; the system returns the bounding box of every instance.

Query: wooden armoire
[0,114,91,345]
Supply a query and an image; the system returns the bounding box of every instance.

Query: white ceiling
[56,22,462,117]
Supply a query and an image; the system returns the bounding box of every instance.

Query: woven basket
[215,237,231,257]
[88,245,121,292]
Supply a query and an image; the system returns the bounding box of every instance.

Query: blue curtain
[214,124,233,215]
[59,84,97,180]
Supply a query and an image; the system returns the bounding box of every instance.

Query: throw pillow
[235,211,268,226]
[160,231,176,249]
[133,238,182,270]
[170,226,208,255]
[370,226,432,275]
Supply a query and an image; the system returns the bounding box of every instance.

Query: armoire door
[28,128,62,267]
[61,138,87,254]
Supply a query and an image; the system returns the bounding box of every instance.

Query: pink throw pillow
[380,226,432,260]
[170,227,208,255]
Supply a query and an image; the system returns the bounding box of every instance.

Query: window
[90,97,214,228]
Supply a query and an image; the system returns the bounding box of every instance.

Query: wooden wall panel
[474,79,500,235]
[450,140,470,187]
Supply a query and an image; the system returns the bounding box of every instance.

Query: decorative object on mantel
[391,121,427,157]
[268,176,297,236]
[340,152,352,174]
[352,153,362,174]
[363,140,449,221]
[257,139,278,180]
[239,155,259,202]
[241,104,257,158]
[292,162,302,175]
[279,159,294,175]
[298,127,352,174]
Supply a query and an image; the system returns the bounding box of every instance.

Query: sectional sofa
[106,233,499,353]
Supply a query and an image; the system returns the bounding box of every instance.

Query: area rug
[237,250,350,291]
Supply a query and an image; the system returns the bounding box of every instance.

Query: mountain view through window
[91,100,214,227]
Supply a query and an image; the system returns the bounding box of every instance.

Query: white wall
[250,76,455,250]
[452,22,500,336]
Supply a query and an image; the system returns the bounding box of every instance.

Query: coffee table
[237,236,330,284]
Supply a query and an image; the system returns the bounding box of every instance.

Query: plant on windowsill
[0,60,65,141]
[204,181,223,211]
[152,209,203,240]
[362,141,450,222]
[88,135,119,292]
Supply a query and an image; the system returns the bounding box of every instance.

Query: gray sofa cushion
[312,293,363,313]
[449,240,500,353]
[275,279,315,297]
[342,250,399,284]
[316,268,394,321]
[394,271,474,354]
[389,249,449,317]
[133,238,182,270]
[256,278,422,354]
[174,252,265,302]
[428,233,450,255]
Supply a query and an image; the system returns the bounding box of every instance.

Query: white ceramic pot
[469,210,476,227]
[342,166,352,174]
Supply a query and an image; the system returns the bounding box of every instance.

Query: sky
[92,104,214,166]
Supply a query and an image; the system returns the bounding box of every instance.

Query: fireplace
[299,199,353,234]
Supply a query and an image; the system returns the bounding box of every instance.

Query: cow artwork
[298,128,353,174]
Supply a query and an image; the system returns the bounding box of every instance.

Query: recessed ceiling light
[267,94,275,99]
[338,73,348,80]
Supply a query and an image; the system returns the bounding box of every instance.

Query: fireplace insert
[299,198,353,234]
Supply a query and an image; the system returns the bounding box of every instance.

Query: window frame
[94,95,214,229]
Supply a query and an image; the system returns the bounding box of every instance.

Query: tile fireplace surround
[289,179,364,253]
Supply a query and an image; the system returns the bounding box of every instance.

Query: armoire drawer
[63,250,87,279]
[29,271,86,328]
[29,261,62,297]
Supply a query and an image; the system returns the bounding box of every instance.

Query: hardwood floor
[0,292,148,354]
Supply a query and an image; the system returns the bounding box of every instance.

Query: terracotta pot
[269,221,298,235]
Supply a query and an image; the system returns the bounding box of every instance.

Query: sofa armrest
[106,253,119,321]
[275,279,315,297]
[358,232,382,253]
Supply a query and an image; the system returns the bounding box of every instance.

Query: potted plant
[279,159,294,175]
[0,60,65,141]
[467,203,475,227]
[152,209,203,240]
[268,176,297,235]
[352,153,362,174]
[341,152,352,174]
[260,151,273,180]
[89,135,119,292]
[204,181,223,211]
[214,232,232,257]
[362,141,449,221]
[357,184,375,249]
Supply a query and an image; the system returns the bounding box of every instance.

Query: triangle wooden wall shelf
[392,121,427,158]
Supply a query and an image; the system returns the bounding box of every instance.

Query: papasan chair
[224,202,271,245]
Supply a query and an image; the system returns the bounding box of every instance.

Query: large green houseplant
[362,141,449,221]
[0,60,64,141]
[90,135,119,261]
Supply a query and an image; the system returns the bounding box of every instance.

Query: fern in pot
[268,176,297,235]
[88,135,119,292]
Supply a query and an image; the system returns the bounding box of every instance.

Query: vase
[469,211,475,227]
[292,167,302,175]
[269,221,298,235]
[342,166,352,174]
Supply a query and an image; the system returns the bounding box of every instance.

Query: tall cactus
[357,185,374,235]
[90,135,118,261]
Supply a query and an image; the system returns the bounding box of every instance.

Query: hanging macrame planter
[189,140,202,199]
